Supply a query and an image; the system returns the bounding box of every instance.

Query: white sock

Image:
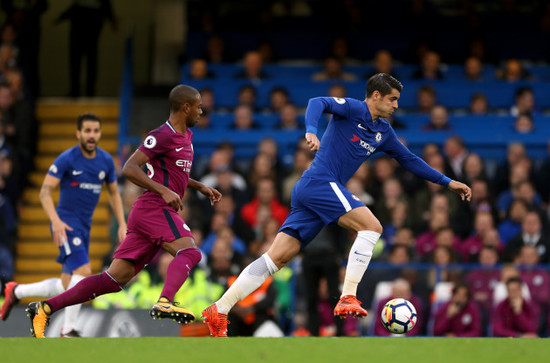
[216,253,279,314]
[62,274,85,333]
[13,278,64,299]
[341,230,380,297]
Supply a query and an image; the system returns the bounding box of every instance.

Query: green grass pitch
[2,337,549,363]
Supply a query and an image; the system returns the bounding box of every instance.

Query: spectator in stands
[327,84,347,98]
[461,211,498,262]
[282,149,312,206]
[365,50,397,79]
[232,104,259,130]
[496,59,533,82]
[0,121,13,162]
[381,200,409,246]
[462,153,487,186]
[469,93,489,115]
[329,37,360,65]
[416,85,437,113]
[510,87,537,117]
[198,149,247,193]
[241,177,288,230]
[188,58,215,80]
[256,39,275,64]
[427,246,462,292]
[203,35,231,64]
[513,112,534,134]
[423,105,451,131]
[0,153,17,256]
[464,56,484,81]
[416,209,453,258]
[196,111,211,129]
[433,284,482,337]
[375,278,423,336]
[504,211,549,263]
[269,87,290,113]
[517,245,550,319]
[277,103,300,130]
[493,265,532,306]
[312,56,357,82]
[535,139,550,203]
[234,51,270,81]
[56,0,117,97]
[444,136,468,182]
[201,216,247,257]
[346,176,374,208]
[374,177,408,227]
[0,23,19,72]
[236,85,258,111]
[494,142,528,197]
[493,277,538,338]
[466,246,500,314]
[498,199,529,245]
[208,236,241,286]
[468,178,495,217]
[497,178,542,221]
[199,87,216,113]
[412,51,444,80]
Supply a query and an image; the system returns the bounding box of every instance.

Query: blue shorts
[279,177,365,247]
[54,227,90,274]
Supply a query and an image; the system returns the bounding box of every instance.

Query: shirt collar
[165,120,177,133]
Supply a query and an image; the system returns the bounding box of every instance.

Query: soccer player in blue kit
[0,113,126,337]
[202,73,472,337]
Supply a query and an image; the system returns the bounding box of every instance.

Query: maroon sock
[46,271,122,313]
[160,248,202,301]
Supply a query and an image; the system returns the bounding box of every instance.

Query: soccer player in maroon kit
[27,85,221,338]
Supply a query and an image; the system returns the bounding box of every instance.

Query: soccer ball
[380,298,417,334]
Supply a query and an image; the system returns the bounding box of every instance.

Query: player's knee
[371,220,383,235]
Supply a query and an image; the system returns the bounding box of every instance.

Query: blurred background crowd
[1,0,550,337]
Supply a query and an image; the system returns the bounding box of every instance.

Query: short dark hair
[366,73,403,98]
[452,283,470,299]
[77,113,101,130]
[515,86,533,98]
[169,84,200,112]
[506,276,523,287]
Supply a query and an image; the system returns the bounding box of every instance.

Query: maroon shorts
[112,206,193,273]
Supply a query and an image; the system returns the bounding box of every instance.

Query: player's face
[77,120,101,154]
[374,89,400,118]
[186,95,203,127]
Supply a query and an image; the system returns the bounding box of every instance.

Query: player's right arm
[304,97,351,151]
[122,149,183,211]
[39,174,73,247]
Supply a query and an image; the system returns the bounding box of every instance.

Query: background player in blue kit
[0,113,126,337]
[202,73,472,337]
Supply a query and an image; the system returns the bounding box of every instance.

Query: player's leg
[202,232,300,337]
[334,206,382,318]
[60,263,92,337]
[149,236,201,323]
[27,259,133,338]
[1,277,65,321]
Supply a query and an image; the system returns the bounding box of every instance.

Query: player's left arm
[106,180,127,243]
[383,130,471,201]
[188,178,222,206]
[304,97,351,151]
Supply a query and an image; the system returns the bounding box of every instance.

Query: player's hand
[446,302,460,318]
[305,132,320,151]
[117,223,127,244]
[52,219,73,247]
[161,188,184,211]
[199,185,222,206]
[447,180,472,201]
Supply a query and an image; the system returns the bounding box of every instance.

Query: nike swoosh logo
[72,170,83,175]
[158,304,171,309]
[350,134,360,142]
[354,251,369,257]
[358,124,368,130]
[176,147,184,152]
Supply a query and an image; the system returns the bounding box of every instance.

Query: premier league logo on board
[144,136,157,149]
[375,132,382,143]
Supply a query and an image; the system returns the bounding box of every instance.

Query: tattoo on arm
[39,185,55,199]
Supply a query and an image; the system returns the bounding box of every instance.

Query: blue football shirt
[48,145,117,230]
[302,97,451,186]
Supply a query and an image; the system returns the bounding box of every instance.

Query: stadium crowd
[1,0,550,338]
